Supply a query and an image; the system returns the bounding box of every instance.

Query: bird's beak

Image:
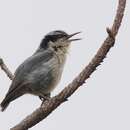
[67,32,81,42]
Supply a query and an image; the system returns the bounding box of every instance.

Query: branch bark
[0,0,126,130]
[0,58,14,80]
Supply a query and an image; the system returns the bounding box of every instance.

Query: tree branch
[0,0,126,129]
[0,58,14,80]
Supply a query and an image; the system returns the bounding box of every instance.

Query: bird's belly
[31,71,62,96]
[27,64,64,96]
[41,65,63,94]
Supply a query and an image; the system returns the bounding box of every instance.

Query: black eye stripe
[46,34,66,42]
[46,35,58,42]
[40,35,63,48]
[40,30,68,49]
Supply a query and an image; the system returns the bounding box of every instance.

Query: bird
[0,30,81,111]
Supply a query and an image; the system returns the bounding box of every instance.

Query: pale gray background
[0,0,129,130]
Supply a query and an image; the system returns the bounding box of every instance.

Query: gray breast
[26,52,66,95]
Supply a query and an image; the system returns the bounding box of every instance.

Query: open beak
[67,32,81,42]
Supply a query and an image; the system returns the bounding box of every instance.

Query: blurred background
[0,0,129,130]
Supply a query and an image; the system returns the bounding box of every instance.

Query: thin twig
[0,58,14,80]
[0,0,126,129]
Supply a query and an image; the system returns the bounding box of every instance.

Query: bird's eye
[48,35,58,42]
[47,34,65,42]
[40,33,67,49]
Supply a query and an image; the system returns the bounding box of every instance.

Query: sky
[0,0,130,130]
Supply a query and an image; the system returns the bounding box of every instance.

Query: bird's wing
[6,50,54,95]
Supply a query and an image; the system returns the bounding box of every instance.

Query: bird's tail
[0,87,24,112]
[0,97,11,112]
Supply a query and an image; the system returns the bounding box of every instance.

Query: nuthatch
[0,30,81,111]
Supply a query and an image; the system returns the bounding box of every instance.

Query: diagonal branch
[0,58,14,80]
[0,0,126,130]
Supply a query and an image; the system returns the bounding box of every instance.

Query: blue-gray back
[8,50,54,93]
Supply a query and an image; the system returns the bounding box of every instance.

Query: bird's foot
[39,94,50,107]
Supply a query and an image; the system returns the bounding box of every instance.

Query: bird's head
[40,30,81,51]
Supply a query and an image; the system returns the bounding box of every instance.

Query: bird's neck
[54,46,69,65]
